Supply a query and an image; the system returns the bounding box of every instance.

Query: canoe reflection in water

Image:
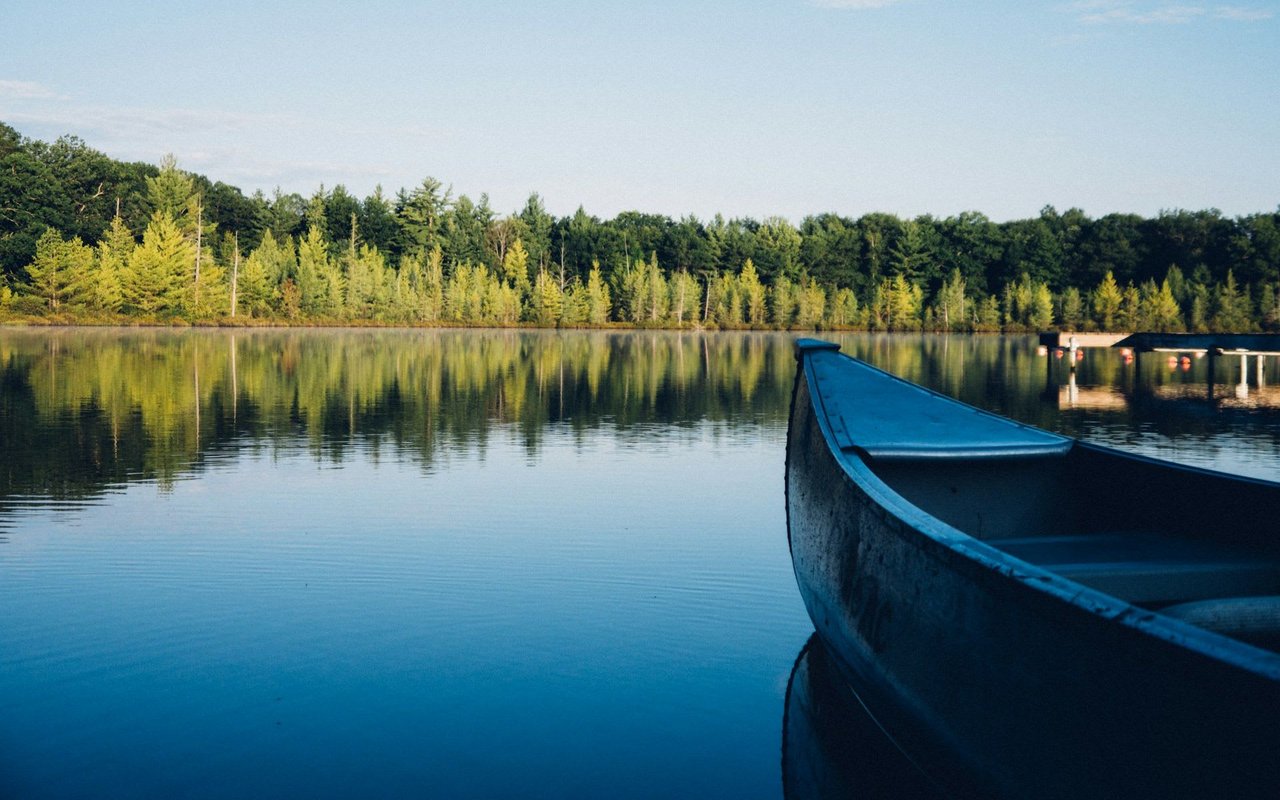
[782,635,949,799]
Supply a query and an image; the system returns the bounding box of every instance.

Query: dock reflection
[1050,352,1280,413]
[782,635,949,799]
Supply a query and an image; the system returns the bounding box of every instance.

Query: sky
[1,0,1277,222]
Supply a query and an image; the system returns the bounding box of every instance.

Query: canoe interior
[869,448,1280,636]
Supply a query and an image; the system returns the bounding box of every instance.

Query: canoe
[785,339,1280,798]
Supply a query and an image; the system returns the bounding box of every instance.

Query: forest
[3,121,1279,332]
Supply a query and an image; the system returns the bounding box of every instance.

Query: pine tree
[146,154,195,222]
[739,259,767,326]
[296,226,333,317]
[1092,271,1123,331]
[501,237,531,295]
[1029,281,1054,330]
[24,228,94,310]
[669,271,701,325]
[772,276,798,328]
[796,280,827,329]
[829,288,859,328]
[935,269,968,332]
[1058,286,1084,331]
[1213,270,1253,332]
[584,261,611,324]
[532,268,563,325]
[122,212,190,315]
[238,242,279,317]
[1119,283,1141,331]
[711,272,741,327]
[92,215,132,313]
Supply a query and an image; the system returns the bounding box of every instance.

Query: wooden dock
[1111,333,1280,355]
[1038,332,1129,349]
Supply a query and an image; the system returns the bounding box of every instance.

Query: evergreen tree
[123,212,191,315]
[796,279,826,329]
[829,288,859,328]
[1140,279,1183,332]
[739,259,767,326]
[561,279,590,326]
[238,244,277,317]
[772,276,798,328]
[1058,286,1084,331]
[1029,280,1054,330]
[146,154,195,222]
[501,238,531,294]
[24,228,94,309]
[531,268,563,325]
[1092,271,1123,331]
[584,261,611,324]
[297,226,334,316]
[91,215,130,313]
[1213,270,1252,331]
[1119,283,1141,331]
[669,270,701,325]
[934,269,968,331]
[975,295,1002,332]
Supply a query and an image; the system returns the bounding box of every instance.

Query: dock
[1038,332,1129,349]
[1110,333,1280,356]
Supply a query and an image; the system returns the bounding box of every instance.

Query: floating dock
[1038,332,1129,349]
[1111,333,1280,356]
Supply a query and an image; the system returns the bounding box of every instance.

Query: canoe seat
[1161,596,1280,651]
[993,532,1280,606]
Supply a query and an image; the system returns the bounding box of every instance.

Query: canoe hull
[786,349,1280,797]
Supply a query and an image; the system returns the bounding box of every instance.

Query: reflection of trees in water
[0,329,796,502]
[7,330,1277,506]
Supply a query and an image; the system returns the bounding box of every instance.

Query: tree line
[3,121,1279,331]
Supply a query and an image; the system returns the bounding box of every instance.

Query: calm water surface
[3,329,1279,798]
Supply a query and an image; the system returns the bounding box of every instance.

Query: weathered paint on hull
[785,352,1280,798]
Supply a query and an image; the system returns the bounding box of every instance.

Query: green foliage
[1139,280,1183,332]
[1058,286,1084,331]
[796,280,826,329]
[668,271,701,325]
[739,259,767,326]
[123,212,191,315]
[1092,271,1123,331]
[23,228,95,309]
[584,262,611,324]
[828,288,859,328]
[1213,270,1253,332]
[531,268,563,325]
[6,122,1280,332]
[871,274,922,331]
[933,269,968,332]
[771,276,797,328]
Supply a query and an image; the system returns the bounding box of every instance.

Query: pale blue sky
[2,1,1276,221]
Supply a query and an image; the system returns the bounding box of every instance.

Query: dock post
[1068,336,1078,372]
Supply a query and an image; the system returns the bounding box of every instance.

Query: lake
[3,328,1279,798]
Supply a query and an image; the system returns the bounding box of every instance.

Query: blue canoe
[785,339,1280,797]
